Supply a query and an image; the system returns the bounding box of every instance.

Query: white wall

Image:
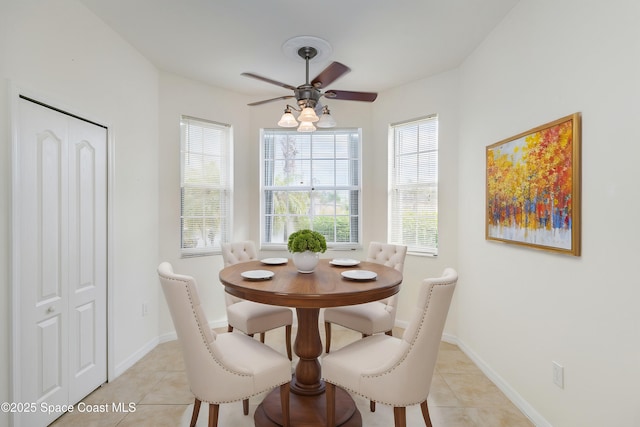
[371,69,461,332]
[157,71,251,335]
[0,1,160,424]
[457,0,640,426]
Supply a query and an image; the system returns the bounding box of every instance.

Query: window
[389,115,438,255]
[261,129,361,249]
[180,116,232,256]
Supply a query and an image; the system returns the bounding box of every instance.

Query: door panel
[77,141,96,287]
[68,116,107,404]
[19,100,70,427]
[75,301,96,374]
[38,315,63,398]
[39,131,64,303]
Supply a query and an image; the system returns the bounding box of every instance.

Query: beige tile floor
[50,326,534,427]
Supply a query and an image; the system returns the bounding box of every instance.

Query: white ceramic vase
[292,251,320,273]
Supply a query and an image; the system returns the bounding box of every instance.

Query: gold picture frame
[486,113,581,256]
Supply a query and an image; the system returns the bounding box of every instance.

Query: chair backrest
[158,262,254,402]
[221,240,258,266]
[366,241,407,272]
[220,241,258,305]
[366,242,407,309]
[361,268,458,405]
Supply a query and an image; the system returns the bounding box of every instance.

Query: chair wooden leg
[260,332,266,343]
[324,321,332,353]
[393,406,406,427]
[420,400,433,427]
[190,398,202,427]
[326,382,336,427]
[227,325,233,333]
[285,325,292,360]
[370,400,376,412]
[243,398,249,415]
[280,382,291,427]
[208,403,219,427]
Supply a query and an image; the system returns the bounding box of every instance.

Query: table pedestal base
[254,386,362,427]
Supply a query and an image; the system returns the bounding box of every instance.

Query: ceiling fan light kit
[243,37,377,132]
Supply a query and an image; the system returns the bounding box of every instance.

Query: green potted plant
[287,229,327,273]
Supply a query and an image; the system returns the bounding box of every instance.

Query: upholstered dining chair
[323,242,407,353]
[158,262,291,427]
[221,241,293,360]
[323,268,457,427]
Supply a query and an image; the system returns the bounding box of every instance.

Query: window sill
[180,251,219,259]
[407,251,438,258]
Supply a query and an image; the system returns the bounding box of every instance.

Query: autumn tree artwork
[486,113,581,256]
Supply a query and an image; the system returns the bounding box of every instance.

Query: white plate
[241,270,275,280]
[341,270,377,281]
[330,258,360,267]
[261,257,288,265]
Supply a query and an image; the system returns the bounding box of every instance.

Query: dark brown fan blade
[311,62,351,88]
[242,72,297,91]
[248,95,294,106]
[324,90,378,102]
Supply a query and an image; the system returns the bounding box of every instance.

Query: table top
[219,258,402,308]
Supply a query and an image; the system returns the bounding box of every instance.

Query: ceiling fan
[242,46,378,110]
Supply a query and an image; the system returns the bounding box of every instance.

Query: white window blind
[261,128,361,249]
[180,116,232,256]
[389,115,438,255]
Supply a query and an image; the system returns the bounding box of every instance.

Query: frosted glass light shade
[278,111,298,127]
[297,121,316,132]
[317,111,337,128]
[298,107,319,123]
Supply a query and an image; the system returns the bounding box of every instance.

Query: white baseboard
[158,319,229,343]
[441,332,457,345]
[113,335,159,378]
[158,331,178,343]
[441,333,551,427]
[113,319,228,379]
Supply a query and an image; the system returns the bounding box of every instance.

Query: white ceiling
[80,0,520,102]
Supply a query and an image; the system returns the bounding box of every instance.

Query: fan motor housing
[295,85,321,108]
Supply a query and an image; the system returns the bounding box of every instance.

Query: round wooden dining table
[219,258,403,427]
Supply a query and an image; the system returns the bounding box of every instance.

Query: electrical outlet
[142,302,148,317]
[552,361,564,389]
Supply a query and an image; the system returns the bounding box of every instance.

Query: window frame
[388,114,439,256]
[180,115,233,257]
[260,128,362,250]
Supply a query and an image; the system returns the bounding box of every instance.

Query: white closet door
[15,97,107,426]
[67,114,107,404]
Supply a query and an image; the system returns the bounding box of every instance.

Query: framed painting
[486,113,581,256]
